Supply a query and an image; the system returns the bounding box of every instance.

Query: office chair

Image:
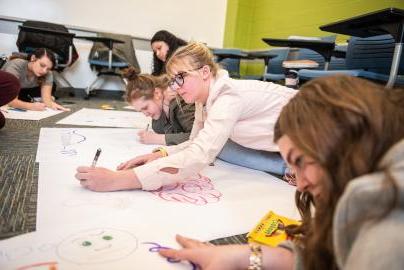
[79,32,140,99]
[262,48,290,82]
[212,48,249,78]
[298,34,404,86]
[16,20,78,91]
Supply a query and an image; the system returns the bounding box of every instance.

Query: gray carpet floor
[0,88,247,245]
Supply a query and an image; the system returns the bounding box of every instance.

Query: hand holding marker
[91,148,102,167]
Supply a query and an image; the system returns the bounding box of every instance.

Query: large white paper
[56,108,151,128]
[1,106,64,120]
[37,160,298,240]
[9,124,299,270]
[36,128,157,163]
[0,224,196,270]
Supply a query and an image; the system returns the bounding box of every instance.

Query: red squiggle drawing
[151,175,222,205]
[17,261,58,270]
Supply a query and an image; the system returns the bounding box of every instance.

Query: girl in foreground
[159,76,404,270]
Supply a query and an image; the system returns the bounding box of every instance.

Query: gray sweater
[281,139,404,270]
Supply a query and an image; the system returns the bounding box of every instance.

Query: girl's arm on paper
[106,93,241,191]
[8,97,46,111]
[137,130,166,145]
[159,235,295,270]
[41,84,70,111]
[134,93,242,190]
[117,151,164,170]
[75,166,142,191]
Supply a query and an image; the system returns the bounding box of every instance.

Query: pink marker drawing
[151,175,222,205]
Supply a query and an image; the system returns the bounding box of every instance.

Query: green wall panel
[223,0,404,76]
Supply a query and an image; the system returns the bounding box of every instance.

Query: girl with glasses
[75,42,296,191]
[1,48,69,111]
[124,67,195,146]
[150,30,187,76]
[158,75,404,270]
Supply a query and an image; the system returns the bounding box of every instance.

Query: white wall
[0,0,228,90]
[0,32,154,89]
[0,0,227,47]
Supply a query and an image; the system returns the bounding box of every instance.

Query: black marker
[91,148,102,167]
[27,94,34,103]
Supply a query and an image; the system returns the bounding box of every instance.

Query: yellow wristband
[153,147,168,157]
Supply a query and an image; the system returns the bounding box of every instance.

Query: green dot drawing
[82,241,92,246]
[103,235,113,240]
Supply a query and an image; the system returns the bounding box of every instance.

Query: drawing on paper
[56,228,138,264]
[60,130,86,156]
[151,175,222,205]
[16,261,58,270]
[142,242,196,269]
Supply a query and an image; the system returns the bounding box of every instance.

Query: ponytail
[125,68,170,102]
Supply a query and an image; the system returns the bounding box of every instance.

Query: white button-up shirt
[134,70,296,190]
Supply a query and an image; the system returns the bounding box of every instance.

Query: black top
[152,97,195,145]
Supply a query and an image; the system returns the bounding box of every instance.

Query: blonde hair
[124,67,170,102]
[165,42,220,77]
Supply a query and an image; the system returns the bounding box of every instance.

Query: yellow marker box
[100,104,115,110]
[247,211,300,247]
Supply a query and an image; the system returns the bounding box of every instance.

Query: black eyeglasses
[168,66,204,91]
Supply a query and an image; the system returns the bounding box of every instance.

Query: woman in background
[1,48,69,111]
[150,30,187,76]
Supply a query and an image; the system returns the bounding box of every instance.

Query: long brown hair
[124,67,170,102]
[150,30,187,76]
[274,75,404,269]
[10,48,56,86]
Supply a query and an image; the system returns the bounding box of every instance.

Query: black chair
[16,20,78,90]
[77,33,140,99]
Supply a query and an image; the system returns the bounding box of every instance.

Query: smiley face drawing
[56,228,138,264]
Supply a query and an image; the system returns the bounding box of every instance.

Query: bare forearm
[262,246,295,270]
[117,169,143,190]
[227,245,295,270]
[41,84,53,106]
[8,98,33,110]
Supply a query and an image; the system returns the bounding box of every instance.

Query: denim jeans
[217,140,287,175]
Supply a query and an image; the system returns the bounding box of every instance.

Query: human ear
[201,65,211,80]
[153,88,163,100]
